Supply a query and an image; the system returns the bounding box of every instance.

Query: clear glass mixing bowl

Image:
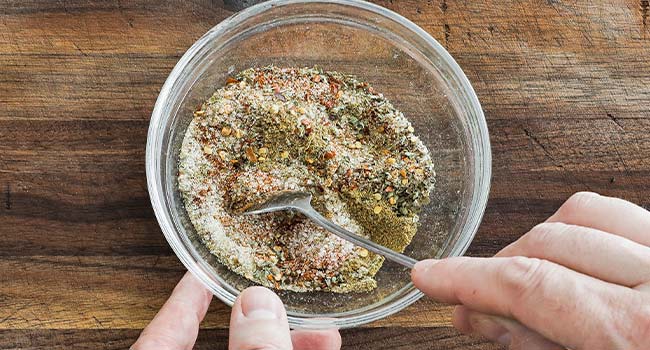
[146,0,491,329]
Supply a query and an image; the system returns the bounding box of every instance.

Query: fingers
[547,192,650,246]
[132,272,213,350]
[229,287,293,350]
[496,222,650,287]
[453,306,565,350]
[411,256,638,349]
[229,288,340,350]
[291,329,341,350]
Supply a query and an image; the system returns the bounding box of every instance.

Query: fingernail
[411,259,440,286]
[239,286,284,320]
[413,259,439,273]
[468,314,511,346]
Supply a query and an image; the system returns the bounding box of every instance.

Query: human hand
[411,192,650,349]
[131,272,341,350]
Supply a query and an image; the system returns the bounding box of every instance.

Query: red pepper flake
[255,73,266,86]
[300,119,312,132]
[385,186,394,192]
[324,150,336,160]
[330,82,339,96]
[320,98,334,109]
[225,77,239,85]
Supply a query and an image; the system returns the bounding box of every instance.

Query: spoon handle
[299,207,419,269]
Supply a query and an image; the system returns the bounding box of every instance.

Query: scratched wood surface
[0,0,648,349]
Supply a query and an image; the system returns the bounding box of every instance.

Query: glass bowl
[146,0,490,329]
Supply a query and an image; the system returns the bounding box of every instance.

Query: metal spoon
[243,190,418,269]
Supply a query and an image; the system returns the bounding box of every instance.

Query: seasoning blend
[179,66,435,293]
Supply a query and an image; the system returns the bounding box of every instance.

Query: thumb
[229,287,293,350]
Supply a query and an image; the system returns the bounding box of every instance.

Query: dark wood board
[0,328,500,350]
[1,0,648,349]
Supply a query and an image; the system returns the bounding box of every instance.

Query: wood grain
[0,256,457,329]
[0,0,649,348]
[0,328,500,350]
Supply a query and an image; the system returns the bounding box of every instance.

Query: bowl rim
[146,0,491,329]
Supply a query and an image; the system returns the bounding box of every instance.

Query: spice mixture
[178,66,435,293]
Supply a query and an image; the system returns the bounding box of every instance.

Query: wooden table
[1,0,648,348]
